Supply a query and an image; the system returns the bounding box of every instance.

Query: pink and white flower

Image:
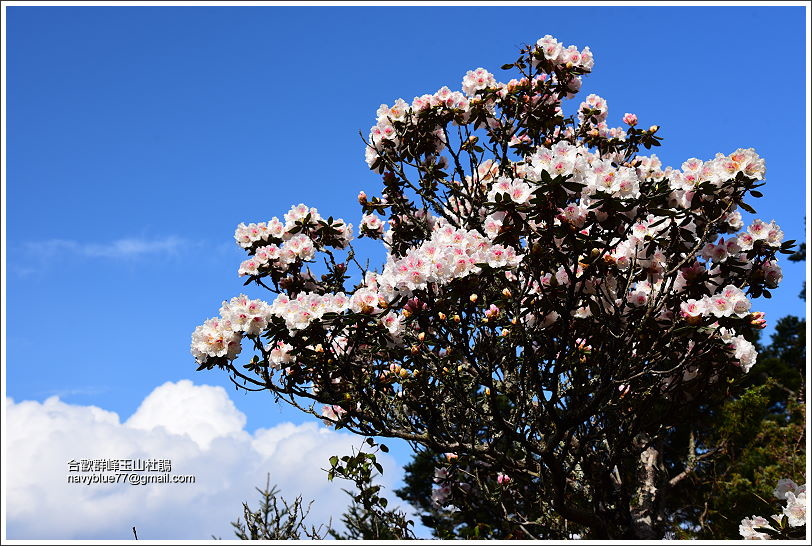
[191,317,242,363]
[267,341,295,368]
[360,213,385,236]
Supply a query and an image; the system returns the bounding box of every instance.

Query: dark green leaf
[739,202,756,214]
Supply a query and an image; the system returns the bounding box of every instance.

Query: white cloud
[23,236,188,259]
[125,381,246,450]
[4,380,404,540]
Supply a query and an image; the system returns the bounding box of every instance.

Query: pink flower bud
[622,112,638,126]
[750,311,767,329]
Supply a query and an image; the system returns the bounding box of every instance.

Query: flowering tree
[191,34,797,539]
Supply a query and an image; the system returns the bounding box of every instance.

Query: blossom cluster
[190,294,274,364]
[520,141,770,209]
[365,85,470,170]
[667,148,766,193]
[431,465,452,506]
[487,176,534,205]
[462,67,497,97]
[578,93,608,124]
[235,204,353,277]
[269,291,350,332]
[374,222,522,300]
[219,294,273,335]
[739,478,807,539]
[321,404,348,424]
[267,340,295,368]
[680,285,752,320]
[722,330,758,372]
[534,34,594,72]
[359,212,385,237]
[237,235,316,277]
[526,140,641,200]
[265,219,523,334]
[737,219,784,250]
[366,36,592,171]
[194,214,527,363]
[190,316,242,364]
[774,479,808,528]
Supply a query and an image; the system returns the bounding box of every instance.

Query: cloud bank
[5,380,402,539]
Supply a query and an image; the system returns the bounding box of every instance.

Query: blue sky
[4,4,808,539]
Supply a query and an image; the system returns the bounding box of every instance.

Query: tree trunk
[629,435,666,539]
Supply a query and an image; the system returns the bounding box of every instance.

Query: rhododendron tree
[192,34,797,539]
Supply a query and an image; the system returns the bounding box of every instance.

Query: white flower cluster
[238,236,315,276]
[775,479,807,528]
[698,220,782,268]
[366,86,470,169]
[269,291,350,332]
[321,404,348,425]
[557,202,590,228]
[219,294,273,336]
[366,34,594,170]
[527,141,642,200]
[610,221,670,271]
[359,213,385,237]
[190,294,273,364]
[676,286,758,370]
[256,221,522,339]
[190,316,242,364]
[534,34,594,72]
[691,223,782,281]
[594,121,628,141]
[365,35,596,172]
[197,217,527,358]
[668,148,766,194]
[577,93,608,124]
[487,176,533,205]
[761,260,783,288]
[532,119,765,208]
[739,478,807,539]
[268,285,409,339]
[680,284,753,320]
[431,466,452,506]
[738,219,784,249]
[701,236,744,264]
[267,340,294,368]
[380,310,405,337]
[727,333,758,373]
[461,67,497,97]
[235,204,352,248]
[374,222,523,301]
[235,204,352,277]
[739,515,776,540]
[234,218,285,248]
